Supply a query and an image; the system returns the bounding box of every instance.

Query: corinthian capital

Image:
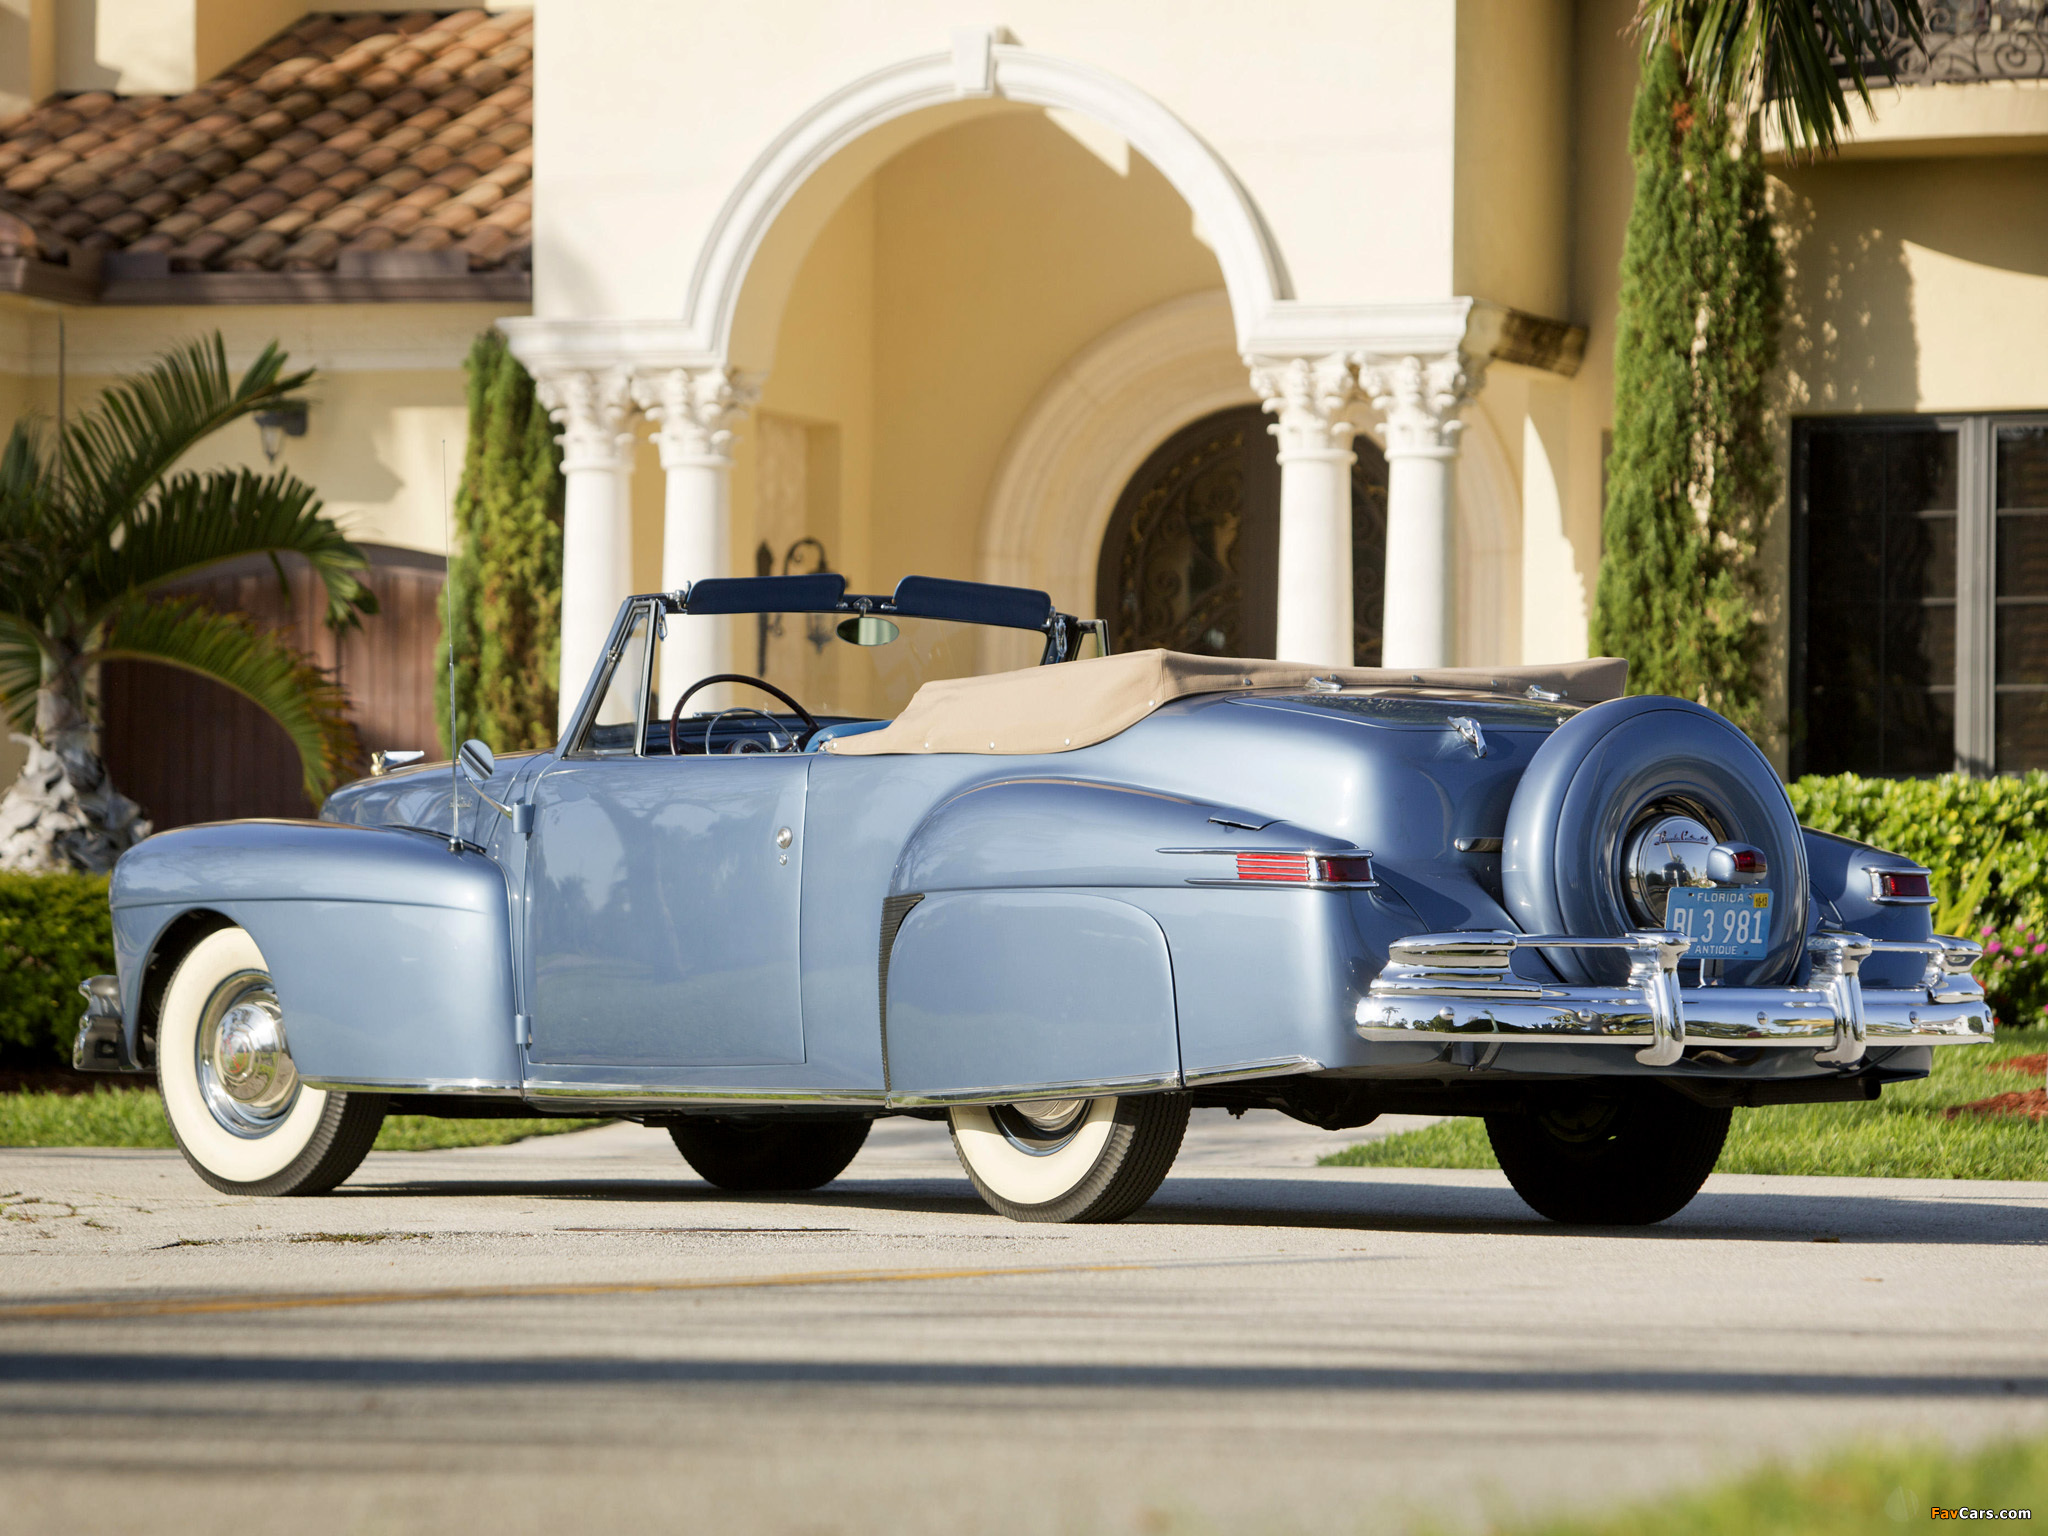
[1246,353,1357,460]
[1354,352,1485,457]
[533,366,635,471]
[633,365,760,469]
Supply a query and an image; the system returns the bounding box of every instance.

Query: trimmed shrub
[438,329,565,755]
[0,871,114,1068]
[1591,44,1779,737]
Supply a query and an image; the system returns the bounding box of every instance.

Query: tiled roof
[0,8,531,294]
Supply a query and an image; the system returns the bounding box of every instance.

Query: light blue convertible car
[76,574,1992,1224]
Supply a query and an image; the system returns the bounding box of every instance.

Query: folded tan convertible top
[823,649,1629,757]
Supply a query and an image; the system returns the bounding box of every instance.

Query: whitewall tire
[156,926,386,1196]
[948,1093,1189,1223]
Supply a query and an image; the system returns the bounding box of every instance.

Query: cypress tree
[438,331,564,753]
[1591,42,1779,736]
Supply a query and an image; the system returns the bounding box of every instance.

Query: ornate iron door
[1095,405,1388,661]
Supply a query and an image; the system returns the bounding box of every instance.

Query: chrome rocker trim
[300,1077,526,1097]
[886,1070,1182,1109]
[1357,929,1989,1069]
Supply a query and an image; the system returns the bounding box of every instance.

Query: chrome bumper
[1356,929,1989,1068]
[72,975,136,1072]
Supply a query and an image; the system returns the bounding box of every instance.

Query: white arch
[979,291,1255,615]
[686,35,1290,368]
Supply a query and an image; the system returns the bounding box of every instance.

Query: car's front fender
[111,820,519,1092]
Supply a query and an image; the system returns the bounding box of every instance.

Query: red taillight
[1317,854,1376,885]
[1231,852,1375,885]
[1729,848,1763,876]
[1237,852,1312,882]
[1876,870,1931,901]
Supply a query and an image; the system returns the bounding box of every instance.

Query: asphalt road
[3,1108,2044,1536]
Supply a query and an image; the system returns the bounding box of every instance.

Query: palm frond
[86,596,363,806]
[76,467,378,631]
[58,335,311,534]
[1635,0,1929,156]
[0,420,60,625]
[0,612,44,734]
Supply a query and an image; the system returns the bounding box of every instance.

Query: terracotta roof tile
[0,9,531,275]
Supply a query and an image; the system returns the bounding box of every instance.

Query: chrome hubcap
[195,972,299,1137]
[990,1098,1091,1155]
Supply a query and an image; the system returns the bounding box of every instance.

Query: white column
[1249,354,1357,667]
[535,367,635,735]
[633,366,758,708]
[1357,352,1482,670]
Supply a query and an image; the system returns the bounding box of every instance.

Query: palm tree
[0,335,375,872]
[1635,0,1929,155]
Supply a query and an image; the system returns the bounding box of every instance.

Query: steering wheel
[669,673,820,757]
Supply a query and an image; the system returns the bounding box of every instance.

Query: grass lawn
[1326,1022,2048,1180]
[1466,1435,2044,1535]
[0,1086,603,1151]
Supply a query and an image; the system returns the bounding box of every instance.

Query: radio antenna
[443,439,460,853]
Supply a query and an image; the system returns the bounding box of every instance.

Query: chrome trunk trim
[1358,928,1991,1064]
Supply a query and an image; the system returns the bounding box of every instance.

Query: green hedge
[0,872,115,1069]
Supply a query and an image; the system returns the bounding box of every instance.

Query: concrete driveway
[2,1108,2044,1535]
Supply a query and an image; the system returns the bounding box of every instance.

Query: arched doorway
[1096,405,1388,661]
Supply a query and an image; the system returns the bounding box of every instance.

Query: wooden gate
[101,546,447,830]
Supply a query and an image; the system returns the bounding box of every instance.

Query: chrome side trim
[1181,1055,1323,1088]
[885,1070,1183,1109]
[521,1081,889,1109]
[301,1077,525,1097]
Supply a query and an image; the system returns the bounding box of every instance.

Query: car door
[524,601,809,1069]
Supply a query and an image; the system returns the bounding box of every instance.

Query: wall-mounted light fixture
[254,401,309,463]
[755,536,831,672]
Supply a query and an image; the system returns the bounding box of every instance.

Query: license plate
[1663,888,1773,959]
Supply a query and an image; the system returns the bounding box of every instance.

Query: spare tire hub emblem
[1623,814,1716,926]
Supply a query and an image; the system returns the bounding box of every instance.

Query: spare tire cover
[1502,696,1808,987]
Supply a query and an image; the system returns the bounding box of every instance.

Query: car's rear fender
[110,820,519,1091]
[1803,829,1940,989]
[883,776,1441,1092]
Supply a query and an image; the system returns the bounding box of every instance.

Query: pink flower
[1983,925,1996,937]
[1987,939,2002,953]
[2033,944,2045,956]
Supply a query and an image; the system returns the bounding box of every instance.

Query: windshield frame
[558,577,1107,755]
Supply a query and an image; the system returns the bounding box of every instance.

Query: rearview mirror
[457,738,495,783]
[836,615,900,646]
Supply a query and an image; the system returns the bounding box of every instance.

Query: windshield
[576,608,1100,755]
[671,611,1052,719]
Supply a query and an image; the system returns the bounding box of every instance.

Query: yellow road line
[0,1260,1165,1322]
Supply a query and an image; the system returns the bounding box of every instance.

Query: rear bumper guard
[1356,929,1989,1068]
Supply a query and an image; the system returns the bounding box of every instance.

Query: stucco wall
[531,0,1459,324]
[1454,0,1574,320]
[0,302,508,553]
